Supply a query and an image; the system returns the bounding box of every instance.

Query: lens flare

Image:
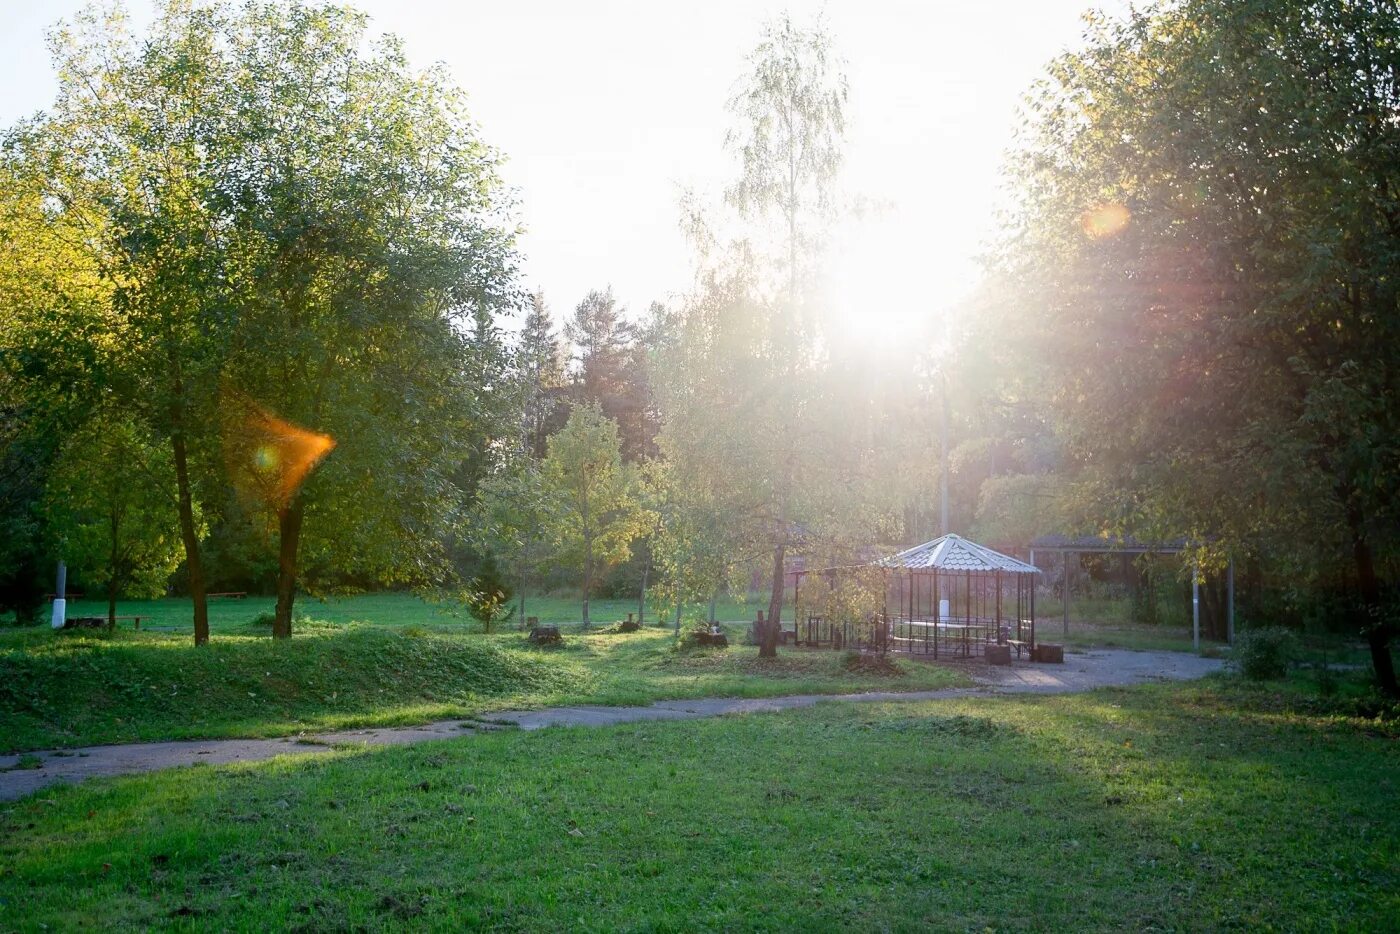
[1081,202,1130,240]
[222,390,336,512]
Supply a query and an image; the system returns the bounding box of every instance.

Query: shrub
[465,555,514,632]
[1230,627,1300,681]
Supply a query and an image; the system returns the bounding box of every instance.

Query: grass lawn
[0,621,967,753]
[1,674,1395,930]
[41,592,761,634]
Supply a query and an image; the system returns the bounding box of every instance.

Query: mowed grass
[0,622,966,753]
[46,592,758,633]
[1,675,1395,930]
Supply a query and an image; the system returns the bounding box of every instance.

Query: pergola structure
[1027,534,1234,648]
[794,534,1041,658]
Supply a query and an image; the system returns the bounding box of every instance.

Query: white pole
[50,560,67,629]
[1192,564,1200,651]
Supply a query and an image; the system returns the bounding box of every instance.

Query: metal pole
[1192,564,1201,651]
[1062,551,1071,637]
[794,572,801,646]
[939,368,949,536]
[1226,558,1235,645]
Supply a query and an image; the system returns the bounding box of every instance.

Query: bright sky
[0,0,1125,331]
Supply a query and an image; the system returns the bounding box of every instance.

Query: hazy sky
[0,0,1124,330]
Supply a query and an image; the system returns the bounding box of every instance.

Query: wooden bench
[64,615,145,631]
[1006,639,1033,659]
[207,592,248,599]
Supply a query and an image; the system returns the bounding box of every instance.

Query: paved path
[0,649,1222,801]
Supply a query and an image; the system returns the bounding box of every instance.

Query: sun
[822,205,970,351]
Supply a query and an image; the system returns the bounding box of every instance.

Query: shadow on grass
[4,678,1396,929]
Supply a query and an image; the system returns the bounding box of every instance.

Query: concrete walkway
[0,649,1222,801]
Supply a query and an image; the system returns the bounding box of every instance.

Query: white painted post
[50,560,66,629]
[1192,564,1201,651]
[1226,558,1235,645]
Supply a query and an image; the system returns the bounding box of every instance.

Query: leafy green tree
[999,0,1400,693]
[541,402,642,626]
[208,3,518,637]
[476,459,559,628]
[661,14,879,657]
[44,412,186,627]
[19,2,236,645]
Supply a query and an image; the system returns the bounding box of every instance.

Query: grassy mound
[0,625,581,752]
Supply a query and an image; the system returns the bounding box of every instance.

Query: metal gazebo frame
[794,534,1041,659]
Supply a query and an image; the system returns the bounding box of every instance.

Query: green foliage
[994,0,1400,689]
[3,1,521,642]
[541,402,643,625]
[464,554,514,631]
[42,412,185,611]
[1230,627,1301,682]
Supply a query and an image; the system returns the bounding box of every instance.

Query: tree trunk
[273,497,306,640]
[1352,522,1398,698]
[519,560,528,631]
[638,556,649,626]
[581,491,591,629]
[171,432,209,646]
[107,507,120,630]
[761,540,786,658]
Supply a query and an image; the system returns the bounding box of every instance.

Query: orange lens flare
[222,392,336,511]
[1080,202,1130,240]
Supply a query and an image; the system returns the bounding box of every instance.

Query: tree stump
[985,644,1013,666]
[619,612,640,633]
[527,625,562,646]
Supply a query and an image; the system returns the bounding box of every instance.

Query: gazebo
[794,533,1041,658]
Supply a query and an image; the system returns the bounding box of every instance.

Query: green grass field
[0,621,967,753]
[2,673,1395,930]
[42,591,760,633]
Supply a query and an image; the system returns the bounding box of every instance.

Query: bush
[1230,627,1300,681]
[466,555,514,632]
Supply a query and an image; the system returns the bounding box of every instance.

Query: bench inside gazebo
[795,533,1041,660]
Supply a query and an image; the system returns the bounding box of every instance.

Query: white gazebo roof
[875,533,1040,574]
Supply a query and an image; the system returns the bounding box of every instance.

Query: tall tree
[541,401,641,627]
[476,459,558,628]
[999,0,1400,693]
[518,291,567,459]
[661,13,853,657]
[214,2,519,637]
[0,151,112,624]
[15,2,233,644]
[566,288,636,444]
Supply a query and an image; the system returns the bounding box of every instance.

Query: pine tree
[517,291,567,459]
